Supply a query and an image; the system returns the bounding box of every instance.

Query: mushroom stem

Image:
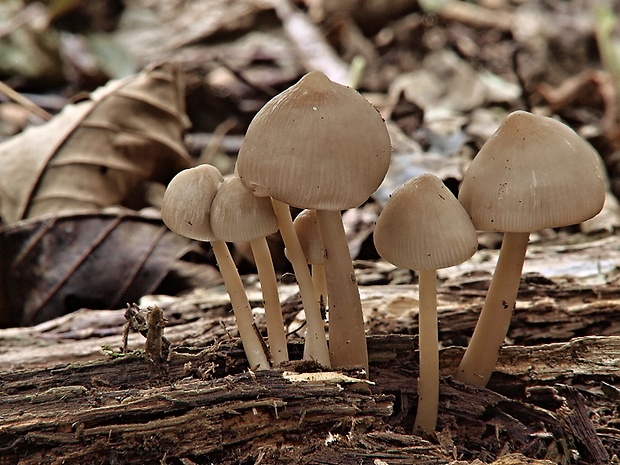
[454,231,529,387]
[414,268,439,433]
[316,209,369,372]
[249,236,289,365]
[210,239,271,370]
[312,263,328,311]
[271,199,331,367]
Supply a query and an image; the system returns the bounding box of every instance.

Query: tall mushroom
[161,164,270,370]
[237,71,392,371]
[210,173,289,365]
[454,110,606,387]
[374,173,477,433]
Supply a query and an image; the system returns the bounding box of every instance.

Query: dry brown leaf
[0,63,192,225]
[114,0,272,65]
[0,209,193,327]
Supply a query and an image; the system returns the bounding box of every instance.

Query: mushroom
[237,71,391,371]
[292,209,328,310]
[374,173,477,433]
[210,173,289,365]
[161,164,270,370]
[454,110,606,387]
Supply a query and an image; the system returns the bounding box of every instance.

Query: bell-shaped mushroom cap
[374,174,478,271]
[210,174,279,242]
[161,164,223,241]
[459,110,606,233]
[236,71,392,210]
[293,209,325,265]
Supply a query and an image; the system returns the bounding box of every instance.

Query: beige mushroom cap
[236,71,392,210]
[210,174,279,242]
[293,209,325,265]
[459,110,606,232]
[374,174,478,270]
[161,164,223,241]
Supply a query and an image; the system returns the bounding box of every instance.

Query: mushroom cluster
[161,71,392,372]
[161,165,271,370]
[160,70,606,434]
[373,110,605,433]
[236,70,392,371]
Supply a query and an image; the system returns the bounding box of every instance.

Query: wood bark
[0,334,618,464]
[1,234,619,464]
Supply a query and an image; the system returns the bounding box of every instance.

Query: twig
[145,305,169,375]
[270,0,350,84]
[435,0,513,31]
[0,80,53,121]
[122,304,170,358]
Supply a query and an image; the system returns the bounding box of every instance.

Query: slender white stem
[271,199,331,367]
[454,232,529,387]
[316,209,369,372]
[414,269,439,433]
[250,236,289,365]
[312,263,328,311]
[211,239,270,370]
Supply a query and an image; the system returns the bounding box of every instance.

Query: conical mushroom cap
[161,164,223,241]
[374,174,478,270]
[210,174,279,242]
[459,111,606,232]
[236,71,392,210]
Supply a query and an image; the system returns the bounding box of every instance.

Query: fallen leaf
[0,63,192,225]
[385,50,520,117]
[113,0,271,65]
[0,209,193,327]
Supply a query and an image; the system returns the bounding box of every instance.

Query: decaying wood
[4,372,393,464]
[2,271,620,371]
[0,344,414,464]
[1,234,619,463]
[0,334,618,464]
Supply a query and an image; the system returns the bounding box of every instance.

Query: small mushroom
[292,209,328,310]
[210,173,289,365]
[374,173,477,433]
[454,110,606,387]
[270,199,331,366]
[237,71,392,371]
[161,164,270,371]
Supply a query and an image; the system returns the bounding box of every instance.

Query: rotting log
[0,335,618,464]
[2,372,395,464]
[1,233,620,463]
[1,277,619,372]
[0,349,435,465]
